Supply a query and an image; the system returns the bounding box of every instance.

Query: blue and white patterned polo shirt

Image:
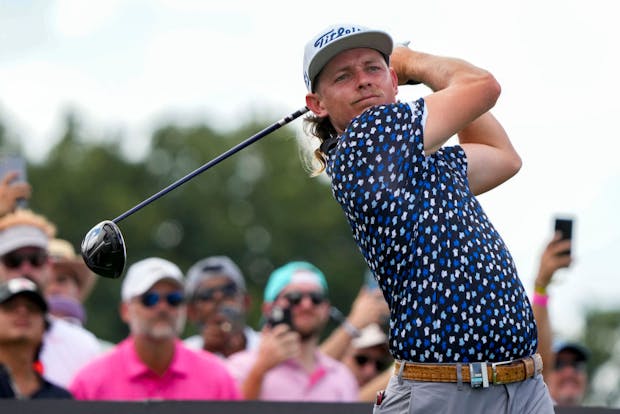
[325,99,537,363]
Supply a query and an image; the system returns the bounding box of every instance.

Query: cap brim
[4,291,48,313]
[308,30,393,91]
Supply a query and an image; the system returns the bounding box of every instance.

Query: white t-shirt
[41,316,102,387]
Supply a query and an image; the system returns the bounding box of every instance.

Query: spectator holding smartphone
[531,228,590,406]
[0,170,31,216]
[226,261,358,401]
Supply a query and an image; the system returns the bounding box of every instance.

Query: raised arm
[390,47,500,155]
[532,232,572,381]
[458,112,521,195]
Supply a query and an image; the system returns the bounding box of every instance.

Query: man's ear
[305,93,328,117]
[119,301,130,324]
[390,67,399,96]
[186,301,199,322]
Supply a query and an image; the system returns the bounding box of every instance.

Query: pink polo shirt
[226,349,358,402]
[69,337,240,400]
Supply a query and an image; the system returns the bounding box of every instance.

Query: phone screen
[554,217,573,255]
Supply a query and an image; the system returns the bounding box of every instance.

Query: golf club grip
[113,107,310,224]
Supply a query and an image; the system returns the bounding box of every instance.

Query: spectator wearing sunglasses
[183,256,259,358]
[69,257,240,400]
[530,231,589,406]
[226,261,358,401]
[341,324,393,394]
[547,341,589,406]
[0,210,101,388]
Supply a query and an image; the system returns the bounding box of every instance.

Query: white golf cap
[303,23,393,92]
[121,257,184,302]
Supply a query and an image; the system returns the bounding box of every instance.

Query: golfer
[301,23,553,413]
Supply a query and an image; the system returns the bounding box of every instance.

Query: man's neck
[132,335,176,376]
[296,336,320,372]
[0,345,41,398]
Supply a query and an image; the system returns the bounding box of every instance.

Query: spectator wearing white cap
[226,261,358,401]
[0,210,101,388]
[183,256,259,358]
[342,324,393,390]
[69,257,240,401]
[0,277,72,399]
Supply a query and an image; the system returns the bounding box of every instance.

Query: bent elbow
[508,153,523,178]
[482,72,501,109]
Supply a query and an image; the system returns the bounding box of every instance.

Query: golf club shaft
[113,106,310,224]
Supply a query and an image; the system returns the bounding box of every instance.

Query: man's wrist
[341,320,361,338]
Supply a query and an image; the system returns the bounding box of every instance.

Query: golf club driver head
[81,220,127,279]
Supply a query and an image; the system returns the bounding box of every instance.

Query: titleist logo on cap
[313,26,363,50]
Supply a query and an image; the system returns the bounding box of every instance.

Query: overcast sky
[1,0,619,340]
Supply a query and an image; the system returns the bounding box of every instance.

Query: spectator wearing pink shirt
[69,257,240,401]
[226,261,358,401]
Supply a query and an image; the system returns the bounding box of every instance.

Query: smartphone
[554,217,573,256]
[267,305,292,328]
[0,154,28,209]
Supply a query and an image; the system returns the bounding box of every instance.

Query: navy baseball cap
[553,340,590,362]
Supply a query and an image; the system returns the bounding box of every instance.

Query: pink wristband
[532,292,549,307]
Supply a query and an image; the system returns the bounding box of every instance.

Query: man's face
[306,47,399,135]
[0,294,46,346]
[343,344,392,386]
[272,282,330,340]
[548,350,588,406]
[0,246,51,286]
[188,275,245,324]
[46,264,81,300]
[122,280,186,341]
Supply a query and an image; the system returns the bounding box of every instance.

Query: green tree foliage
[18,111,367,342]
[582,309,620,406]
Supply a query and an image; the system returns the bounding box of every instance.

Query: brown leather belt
[394,353,542,388]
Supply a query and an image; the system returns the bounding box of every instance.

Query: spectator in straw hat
[45,239,96,326]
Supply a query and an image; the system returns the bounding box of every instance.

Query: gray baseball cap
[303,23,393,92]
[185,256,246,296]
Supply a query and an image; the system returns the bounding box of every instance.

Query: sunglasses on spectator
[2,251,48,269]
[140,291,185,308]
[282,291,326,306]
[354,354,391,372]
[194,282,238,302]
[554,359,587,372]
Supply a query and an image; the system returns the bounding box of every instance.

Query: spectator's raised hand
[347,287,390,331]
[0,171,31,215]
[255,323,301,371]
[535,232,573,290]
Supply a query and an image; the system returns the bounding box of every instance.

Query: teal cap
[264,261,328,303]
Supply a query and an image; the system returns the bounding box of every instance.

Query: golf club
[81,107,310,279]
